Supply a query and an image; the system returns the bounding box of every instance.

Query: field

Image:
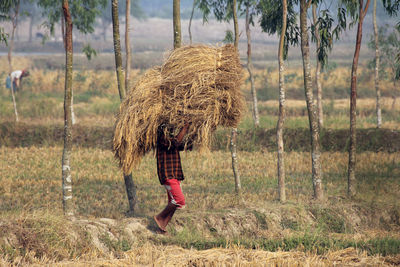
[0,48,400,266]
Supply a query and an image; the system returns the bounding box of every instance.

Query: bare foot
[155,228,168,235]
[154,215,166,232]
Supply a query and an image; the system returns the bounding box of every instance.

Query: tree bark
[189,0,196,44]
[373,0,382,128]
[348,0,370,197]
[29,14,34,43]
[300,0,323,201]
[277,0,287,203]
[112,0,126,99]
[312,3,323,129]
[173,0,181,49]
[230,128,241,196]
[8,0,20,123]
[245,4,259,127]
[125,0,132,91]
[233,0,239,49]
[62,0,74,217]
[112,0,137,214]
[230,0,241,198]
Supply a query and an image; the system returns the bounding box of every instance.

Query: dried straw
[113,44,245,175]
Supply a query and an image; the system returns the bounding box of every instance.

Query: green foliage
[369,25,400,84]
[38,0,107,35]
[0,27,8,45]
[257,0,300,59]
[197,0,235,23]
[223,29,234,43]
[382,0,400,16]
[82,44,98,61]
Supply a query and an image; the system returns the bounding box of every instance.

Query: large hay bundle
[113,44,245,175]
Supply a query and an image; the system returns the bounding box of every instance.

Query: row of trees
[1,0,399,217]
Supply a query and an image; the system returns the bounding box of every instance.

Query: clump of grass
[0,210,93,263]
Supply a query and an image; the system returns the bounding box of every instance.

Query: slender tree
[173,0,182,49]
[347,0,371,197]
[112,0,137,214]
[61,0,73,216]
[277,0,288,203]
[312,3,323,128]
[300,0,323,200]
[1,0,21,122]
[373,0,382,128]
[197,0,242,198]
[230,0,242,197]
[189,0,197,44]
[125,0,132,90]
[243,0,259,127]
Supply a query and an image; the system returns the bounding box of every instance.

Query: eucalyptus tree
[197,0,242,197]
[239,0,260,127]
[189,0,198,44]
[111,0,137,215]
[373,0,382,128]
[231,0,241,197]
[39,0,107,216]
[342,0,371,197]
[277,0,288,202]
[258,0,299,202]
[299,0,325,200]
[1,0,21,122]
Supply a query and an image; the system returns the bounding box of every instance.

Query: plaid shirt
[156,129,186,185]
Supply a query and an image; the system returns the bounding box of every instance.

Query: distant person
[7,70,29,92]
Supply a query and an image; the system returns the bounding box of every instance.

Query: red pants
[164,179,185,209]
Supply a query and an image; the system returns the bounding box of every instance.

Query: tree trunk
[230,128,241,196]
[245,4,259,127]
[8,0,20,123]
[125,0,132,91]
[231,0,241,198]
[373,0,382,128]
[277,0,287,203]
[62,0,74,217]
[112,0,126,99]
[312,3,323,129]
[233,0,239,49]
[348,0,370,197]
[112,0,137,215]
[300,0,323,201]
[189,0,196,44]
[173,0,181,49]
[29,14,34,42]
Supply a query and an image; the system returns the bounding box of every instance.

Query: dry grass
[45,245,394,267]
[1,146,399,217]
[113,44,245,174]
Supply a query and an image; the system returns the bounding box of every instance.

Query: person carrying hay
[154,122,191,234]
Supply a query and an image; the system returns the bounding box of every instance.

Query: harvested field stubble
[52,245,394,267]
[113,44,245,174]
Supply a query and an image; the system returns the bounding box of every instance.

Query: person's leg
[154,179,185,232]
[154,202,177,232]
